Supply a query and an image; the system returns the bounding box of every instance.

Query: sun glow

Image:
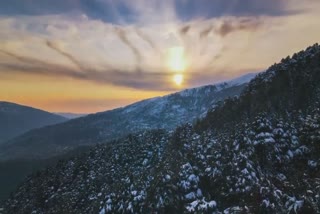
[173,74,184,86]
[167,46,186,87]
[167,46,187,72]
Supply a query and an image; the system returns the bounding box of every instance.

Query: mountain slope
[0,102,67,143]
[2,44,320,213]
[0,73,255,160]
[196,44,320,132]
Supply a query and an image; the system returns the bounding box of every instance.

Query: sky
[0,0,320,113]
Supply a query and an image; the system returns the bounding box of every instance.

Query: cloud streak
[215,18,264,37]
[134,28,158,53]
[45,40,86,71]
[179,24,191,36]
[199,25,213,39]
[0,49,179,91]
[1,46,249,91]
[114,27,143,70]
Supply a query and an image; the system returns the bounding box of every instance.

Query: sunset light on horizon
[1,0,320,113]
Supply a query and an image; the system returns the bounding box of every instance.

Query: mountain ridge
[0,101,67,144]
[0,73,256,161]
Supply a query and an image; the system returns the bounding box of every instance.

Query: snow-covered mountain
[3,44,320,213]
[113,72,257,129]
[0,73,256,160]
[0,102,67,144]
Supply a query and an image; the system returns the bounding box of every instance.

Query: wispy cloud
[199,25,213,39]
[45,40,86,71]
[135,28,158,53]
[214,17,264,37]
[0,48,177,90]
[179,24,191,36]
[0,0,319,92]
[114,26,143,71]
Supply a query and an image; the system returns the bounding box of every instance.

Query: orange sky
[1,0,320,113]
[0,73,170,113]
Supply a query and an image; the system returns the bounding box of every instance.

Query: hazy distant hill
[0,73,256,160]
[0,102,67,144]
[55,112,87,119]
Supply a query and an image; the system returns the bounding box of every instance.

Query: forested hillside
[2,44,320,213]
[0,74,253,161]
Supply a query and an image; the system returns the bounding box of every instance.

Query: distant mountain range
[0,102,67,144]
[0,73,256,161]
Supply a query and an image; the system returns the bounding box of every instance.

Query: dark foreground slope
[3,44,320,213]
[0,146,91,202]
[0,102,67,143]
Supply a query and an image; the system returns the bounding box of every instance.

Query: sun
[167,46,187,72]
[173,74,184,86]
[167,46,187,86]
